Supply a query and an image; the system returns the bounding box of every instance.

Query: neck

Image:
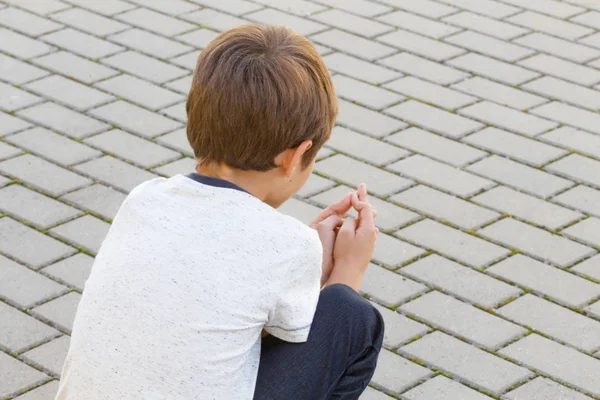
[196,163,275,203]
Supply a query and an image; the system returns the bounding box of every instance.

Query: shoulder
[271,212,322,261]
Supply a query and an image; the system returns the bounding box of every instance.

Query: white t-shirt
[56,174,322,400]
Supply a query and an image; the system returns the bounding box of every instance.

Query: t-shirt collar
[186,172,250,194]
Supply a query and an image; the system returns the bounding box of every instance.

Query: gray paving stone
[326,127,408,166]
[176,28,218,49]
[247,9,326,36]
[386,127,486,167]
[377,0,457,18]
[126,0,199,15]
[13,381,59,400]
[74,155,159,193]
[447,53,540,85]
[371,232,426,267]
[503,377,593,400]
[400,254,521,308]
[446,31,534,62]
[39,29,125,59]
[25,75,114,111]
[0,112,31,136]
[473,186,582,230]
[0,185,82,229]
[403,375,494,400]
[0,154,91,196]
[451,77,547,110]
[463,127,566,166]
[323,53,400,85]
[16,103,109,139]
[587,301,600,318]
[60,184,126,221]
[515,33,600,63]
[332,75,403,110]
[359,264,427,306]
[2,0,68,14]
[115,8,196,36]
[277,198,322,226]
[571,254,600,280]
[524,77,600,111]
[580,32,600,49]
[378,10,460,38]
[500,334,600,396]
[369,302,429,348]
[0,176,10,188]
[532,102,600,135]
[311,184,419,231]
[337,99,407,138]
[467,156,573,198]
[487,255,600,307]
[90,101,182,138]
[102,52,188,84]
[385,101,483,139]
[572,10,600,29]
[0,82,42,112]
[249,0,325,15]
[371,349,432,394]
[481,218,594,266]
[316,0,391,17]
[181,8,247,32]
[436,0,521,18]
[192,0,261,15]
[0,142,21,160]
[152,157,196,178]
[379,53,469,85]
[0,252,68,307]
[397,219,509,267]
[43,253,94,291]
[315,154,413,196]
[32,51,119,84]
[312,29,395,61]
[519,54,600,85]
[22,335,69,376]
[169,51,199,70]
[442,11,528,40]
[502,0,584,17]
[508,11,591,40]
[390,185,499,229]
[32,292,81,333]
[401,291,525,348]
[388,155,494,198]
[547,154,600,188]
[359,386,393,400]
[500,294,600,352]
[160,102,186,122]
[155,129,193,156]
[0,27,55,59]
[108,28,192,59]
[553,185,600,219]
[50,215,110,255]
[563,217,600,248]
[459,102,558,137]
[401,331,533,395]
[312,9,392,38]
[85,129,180,168]
[50,8,129,36]
[63,0,135,15]
[0,301,59,353]
[384,77,476,111]
[95,75,184,111]
[0,7,63,36]
[0,352,48,398]
[295,174,335,198]
[377,30,465,61]
[0,54,49,85]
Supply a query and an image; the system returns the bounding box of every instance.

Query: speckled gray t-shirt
[55,174,322,400]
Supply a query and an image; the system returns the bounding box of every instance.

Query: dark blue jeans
[254,284,385,399]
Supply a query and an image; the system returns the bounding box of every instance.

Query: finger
[358,183,368,202]
[339,216,357,237]
[316,214,343,233]
[357,203,376,231]
[310,193,352,228]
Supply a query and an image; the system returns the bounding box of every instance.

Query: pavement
[2,0,600,399]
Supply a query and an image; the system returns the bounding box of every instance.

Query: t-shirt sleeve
[264,237,322,343]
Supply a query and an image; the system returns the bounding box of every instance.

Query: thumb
[316,214,343,234]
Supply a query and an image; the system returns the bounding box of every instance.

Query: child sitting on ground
[55,24,384,400]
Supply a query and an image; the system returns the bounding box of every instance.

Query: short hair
[186,24,338,171]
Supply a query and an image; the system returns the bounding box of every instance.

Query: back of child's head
[186,24,338,172]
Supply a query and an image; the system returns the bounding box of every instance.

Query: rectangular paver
[541,128,600,161]
[323,53,401,84]
[400,331,533,395]
[317,0,391,17]
[115,8,195,36]
[0,27,55,59]
[451,77,547,110]
[532,102,600,135]
[447,53,540,85]
[50,215,110,254]
[0,301,59,354]
[0,53,49,85]
[376,0,457,18]
[515,32,600,63]
[377,29,465,61]
[486,254,600,307]
[384,76,476,111]
[60,184,126,221]
[25,75,114,111]
[501,0,584,17]
[332,75,403,110]
[311,9,392,38]
[31,292,81,333]
[396,219,510,267]
[337,99,407,138]
[378,10,461,38]
[359,264,427,306]
[547,154,600,188]
[102,51,188,84]
[246,8,326,36]
[385,100,483,139]
[108,29,193,59]
[442,11,528,39]
[0,352,47,398]
[326,127,409,166]
[370,302,428,348]
[524,76,600,111]
[503,377,593,400]
[50,8,129,36]
[0,7,63,36]
[312,29,395,61]
[519,54,600,85]
[32,51,119,84]
[507,11,592,40]
[435,0,520,18]
[379,53,469,85]
[372,232,426,267]
[552,185,600,218]
[74,155,159,192]
[445,31,534,62]
[562,217,600,248]
[371,349,433,394]
[403,375,494,400]
[388,155,494,197]
[40,28,124,59]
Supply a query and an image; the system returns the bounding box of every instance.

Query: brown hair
[186,24,338,171]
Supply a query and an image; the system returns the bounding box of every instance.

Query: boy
[56,24,383,400]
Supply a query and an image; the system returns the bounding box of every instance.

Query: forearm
[324,264,364,292]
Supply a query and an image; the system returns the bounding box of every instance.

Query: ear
[278,140,313,177]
